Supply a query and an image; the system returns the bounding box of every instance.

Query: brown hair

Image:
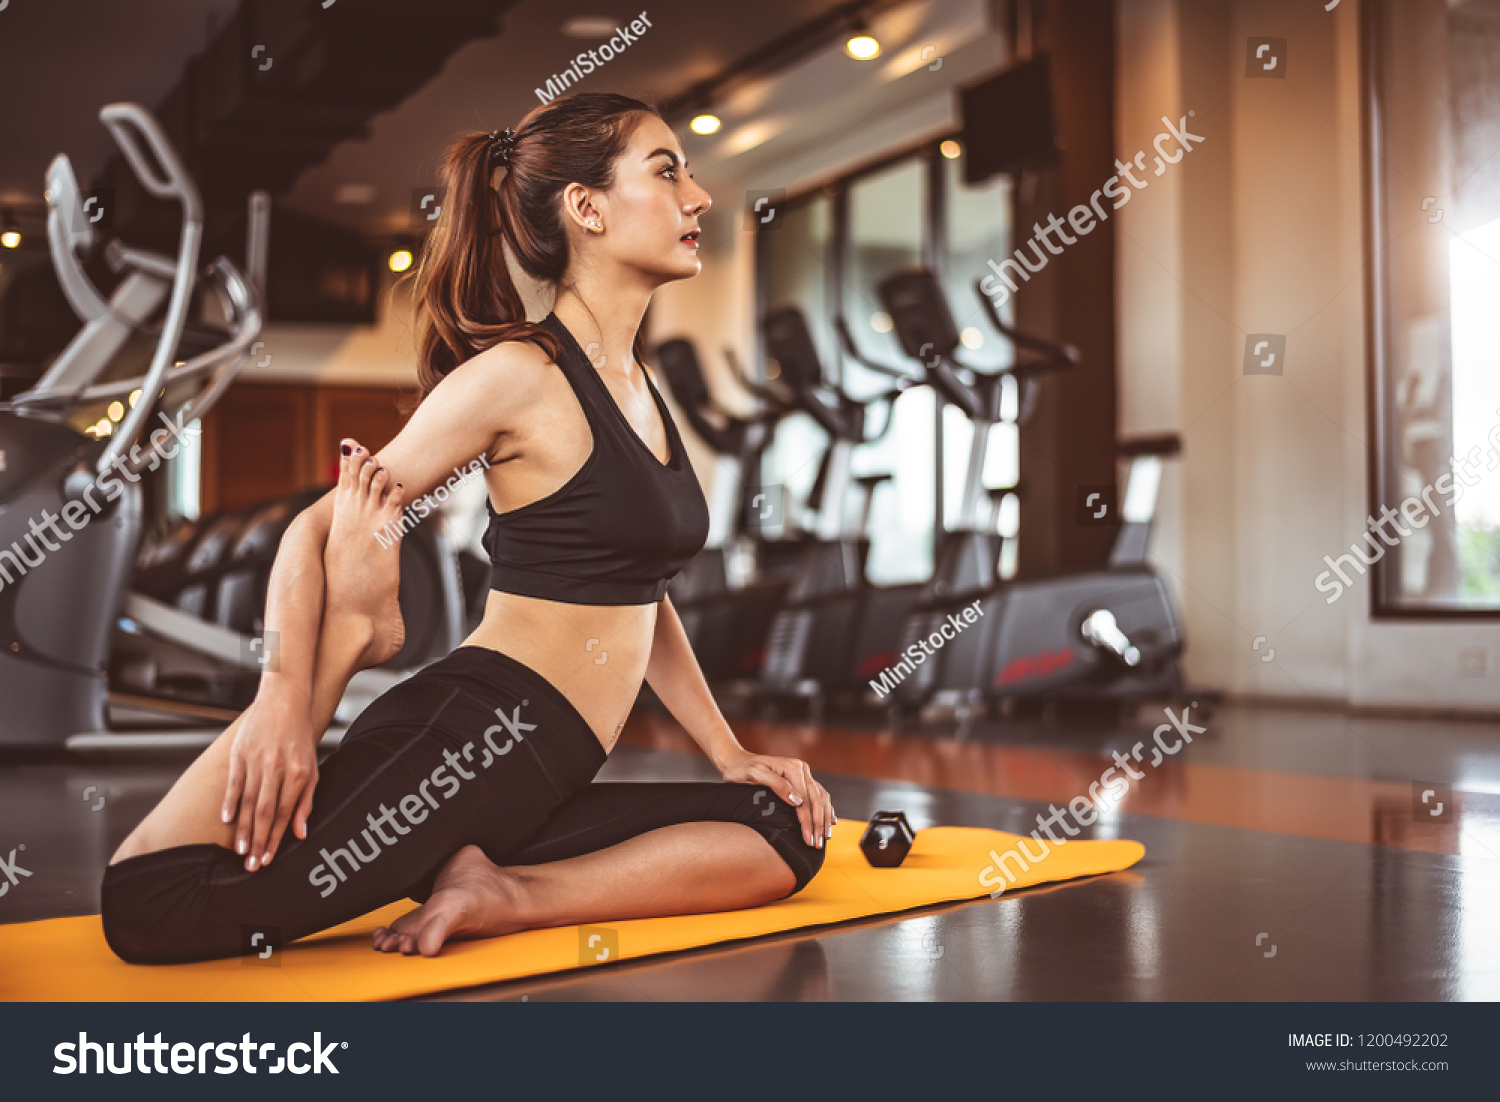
[404,91,662,404]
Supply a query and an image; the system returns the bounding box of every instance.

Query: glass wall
[844,158,929,584]
[754,141,1015,587]
[758,196,834,534]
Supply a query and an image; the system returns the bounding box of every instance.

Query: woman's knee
[722,783,825,897]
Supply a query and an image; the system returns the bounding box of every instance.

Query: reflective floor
[2,700,1498,1000]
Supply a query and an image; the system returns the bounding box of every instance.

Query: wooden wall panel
[200,383,411,513]
[312,387,413,489]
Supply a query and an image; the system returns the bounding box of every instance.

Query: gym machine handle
[832,316,921,384]
[836,313,981,421]
[790,378,853,441]
[92,104,204,482]
[723,345,797,411]
[971,280,1081,376]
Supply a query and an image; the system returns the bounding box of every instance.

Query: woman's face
[581,114,712,284]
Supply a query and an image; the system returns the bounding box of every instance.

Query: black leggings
[101,647,824,965]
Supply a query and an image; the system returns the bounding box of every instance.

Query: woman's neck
[552,286,650,377]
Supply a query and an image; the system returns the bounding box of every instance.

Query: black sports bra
[481,312,710,605]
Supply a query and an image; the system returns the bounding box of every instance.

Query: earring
[588,220,601,232]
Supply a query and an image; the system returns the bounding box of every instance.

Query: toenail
[341,444,351,455]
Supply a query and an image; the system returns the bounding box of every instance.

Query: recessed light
[845,35,880,60]
[562,16,618,38]
[940,140,961,160]
[691,114,721,135]
[336,183,376,205]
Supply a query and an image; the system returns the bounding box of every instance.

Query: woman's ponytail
[404,92,660,405]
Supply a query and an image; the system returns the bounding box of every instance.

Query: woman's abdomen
[462,591,657,750]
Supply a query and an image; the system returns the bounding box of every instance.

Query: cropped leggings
[101,646,824,965]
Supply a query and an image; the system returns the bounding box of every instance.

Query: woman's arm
[225,341,557,868]
[219,490,334,868]
[644,596,835,848]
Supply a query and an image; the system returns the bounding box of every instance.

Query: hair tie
[487,128,516,167]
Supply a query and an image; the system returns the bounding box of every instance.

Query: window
[754,139,1017,586]
[1365,0,1500,613]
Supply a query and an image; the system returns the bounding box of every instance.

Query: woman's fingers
[233,761,261,860]
[759,759,819,848]
[245,766,283,870]
[221,742,246,829]
[292,762,318,841]
[740,756,834,849]
[814,780,836,841]
[801,763,830,848]
[262,763,308,866]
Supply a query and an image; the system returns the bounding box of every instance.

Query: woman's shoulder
[436,332,563,410]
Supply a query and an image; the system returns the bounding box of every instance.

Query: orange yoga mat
[0,822,1143,1002]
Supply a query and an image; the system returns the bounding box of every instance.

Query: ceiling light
[388,249,413,273]
[845,35,880,60]
[690,114,721,135]
[562,16,618,38]
[336,183,376,204]
[940,140,962,160]
[0,232,18,249]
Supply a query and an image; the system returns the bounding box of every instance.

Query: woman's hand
[719,750,836,849]
[221,688,320,870]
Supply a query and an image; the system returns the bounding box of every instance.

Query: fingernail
[262,853,271,865]
[221,809,231,824]
[236,839,247,855]
[246,856,259,870]
[341,444,351,455]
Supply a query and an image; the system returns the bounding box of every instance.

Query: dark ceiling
[0,0,884,244]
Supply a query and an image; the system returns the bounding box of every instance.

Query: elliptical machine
[754,306,932,713]
[656,337,804,683]
[867,269,1188,717]
[0,103,462,750]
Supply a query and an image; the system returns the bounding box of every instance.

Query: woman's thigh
[103,647,606,963]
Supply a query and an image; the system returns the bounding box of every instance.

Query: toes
[338,440,360,492]
[417,912,455,957]
[380,482,405,529]
[357,455,378,495]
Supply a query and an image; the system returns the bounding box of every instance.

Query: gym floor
[4,698,1496,1001]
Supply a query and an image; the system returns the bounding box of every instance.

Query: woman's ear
[561,183,599,234]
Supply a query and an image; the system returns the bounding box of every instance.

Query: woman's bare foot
[372,845,531,957]
[325,439,406,669]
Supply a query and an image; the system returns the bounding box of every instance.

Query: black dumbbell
[859,810,916,867]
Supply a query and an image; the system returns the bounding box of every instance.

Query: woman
[102,92,836,964]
